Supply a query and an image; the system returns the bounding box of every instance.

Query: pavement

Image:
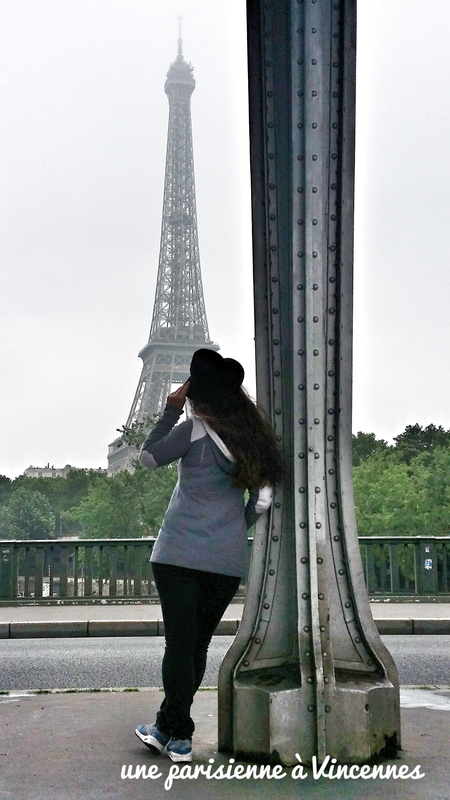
[1,687,450,800]
[1,601,450,637]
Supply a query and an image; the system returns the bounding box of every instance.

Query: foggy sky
[1,0,450,478]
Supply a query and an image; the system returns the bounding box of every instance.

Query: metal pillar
[218,0,400,765]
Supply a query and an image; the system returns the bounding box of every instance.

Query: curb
[2,618,241,639]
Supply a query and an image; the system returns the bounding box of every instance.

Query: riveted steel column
[218,0,400,765]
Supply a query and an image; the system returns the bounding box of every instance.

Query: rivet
[269,153,275,159]
[263,603,270,609]
[307,676,314,683]
[309,446,314,452]
[345,601,351,608]
[328,408,334,414]
[312,59,317,65]
[318,593,324,600]
[355,637,360,643]
[314,452,320,460]
[327,435,334,442]
[302,592,309,599]
[276,435,282,441]
[299,418,305,424]
[330,214,336,220]
[317,557,323,563]
[297,123,303,129]
[322,651,327,657]
[325,705,331,713]
[312,122,317,129]
[312,251,318,257]
[308,705,314,712]
[312,90,317,97]
[314,418,320,425]
[274,370,280,376]
[243,660,249,666]
[305,651,311,657]
[297,283,304,289]
[320,625,326,632]
[301,557,308,564]
[333,90,338,96]
[269,183,275,189]
[298,316,304,323]
[275,502,281,508]
[297,219,304,225]
[297,90,304,97]
[268,121,274,128]
[298,251,304,258]
[330,501,336,508]
[313,315,319,322]
[315,486,321,493]
[312,27,317,33]
[270,214,276,220]
[312,219,318,226]
[331,153,337,160]
[329,337,335,344]
[334,535,340,542]
[332,123,338,129]
[272,307,278,313]
[304,626,311,633]
[313,283,318,289]
[329,468,335,475]
[367,660,373,666]
[273,338,279,345]
[255,638,261,644]
[267,91,273,97]
[298,384,304,390]
[269,569,275,575]
[331,183,336,189]
[299,487,305,493]
[272,535,279,542]
[338,568,344,575]
[328,308,335,315]
[333,62,339,68]
[312,154,318,161]
[312,187,318,193]
[298,349,304,356]
[297,186,303,193]
[275,408,282,415]
[316,523,321,529]
[329,244,336,251]
[313,349,319,355]
[299,453,305,460]
[328,370,335,376]
[297,59,304,66]
[314,383,319,389]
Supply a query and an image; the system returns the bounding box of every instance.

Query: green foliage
[392,423,450,464]
[115,414,160,451]
[352,432,390,466]
[72,463,178,538]
[0,487,55,539]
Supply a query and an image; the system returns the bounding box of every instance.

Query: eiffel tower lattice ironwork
[108,36,219,474]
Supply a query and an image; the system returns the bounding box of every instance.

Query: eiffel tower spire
[108,39,219,474]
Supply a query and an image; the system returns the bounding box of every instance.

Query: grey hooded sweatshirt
[138,403,272,577]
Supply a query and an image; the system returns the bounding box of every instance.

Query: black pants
[151,562,241,740]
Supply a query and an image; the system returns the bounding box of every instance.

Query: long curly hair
[189,387,284,491]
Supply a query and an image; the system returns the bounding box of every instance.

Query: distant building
[23,464,106,479]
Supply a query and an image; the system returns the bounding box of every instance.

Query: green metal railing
[0,536,449,603]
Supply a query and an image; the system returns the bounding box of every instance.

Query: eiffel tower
[108,34,219,474]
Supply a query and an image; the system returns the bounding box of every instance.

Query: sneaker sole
[167,749,193,763]
[134,728,168,754]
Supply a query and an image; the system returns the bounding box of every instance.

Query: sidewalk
[1,687,450,800]
[1,602,450,637]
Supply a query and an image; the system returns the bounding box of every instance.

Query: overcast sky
[1,0,450,478]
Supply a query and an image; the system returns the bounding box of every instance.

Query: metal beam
[218,0,400,766]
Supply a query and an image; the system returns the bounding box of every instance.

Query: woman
[134,348,283,762]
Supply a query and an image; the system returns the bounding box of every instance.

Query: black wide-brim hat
[186,349,244,405]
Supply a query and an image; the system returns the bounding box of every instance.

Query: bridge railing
[0,536,449,603]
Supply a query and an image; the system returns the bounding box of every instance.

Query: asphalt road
[1,635,449,692]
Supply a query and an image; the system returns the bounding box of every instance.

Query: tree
[0,487,55,539]
[352,432,390,467]
[72,463,177,538]
[393,423,450,464]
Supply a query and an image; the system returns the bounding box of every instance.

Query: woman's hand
[167,380,190,410]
